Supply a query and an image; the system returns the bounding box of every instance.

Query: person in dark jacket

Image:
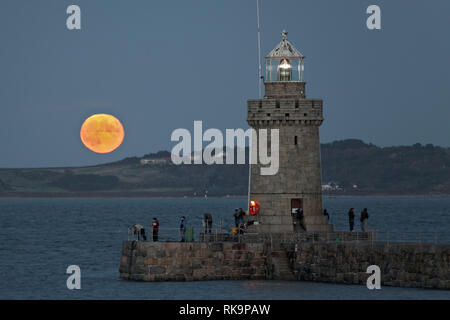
[179,216,187,242]
[152,218,159,242]
[238,208,245,226]
[233,209,239,228]
[296,208,306,231]
[323,209,329,221]
[203,213,213,234]
[360,208,369,231]
[348,208,355,231]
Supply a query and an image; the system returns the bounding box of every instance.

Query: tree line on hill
[1,139,450,196]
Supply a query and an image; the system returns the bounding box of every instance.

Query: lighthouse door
[291,198,302,213]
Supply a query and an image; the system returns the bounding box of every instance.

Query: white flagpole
[248,0,262,211]
[257,0,262,99]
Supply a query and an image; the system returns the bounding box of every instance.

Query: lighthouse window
[276,101,280,108]
[294,136,298,145]
[295,100,299,108]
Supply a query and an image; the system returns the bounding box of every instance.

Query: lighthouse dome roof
[266,30,304,59]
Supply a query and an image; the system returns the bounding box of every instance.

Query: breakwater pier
[120,232,450,290]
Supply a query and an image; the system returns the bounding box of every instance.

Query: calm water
[0,196,449,300]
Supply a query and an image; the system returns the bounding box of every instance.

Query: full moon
[80,114,125,154]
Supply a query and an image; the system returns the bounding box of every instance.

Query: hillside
[1,139,450,197]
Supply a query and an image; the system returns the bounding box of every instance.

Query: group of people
[347,208,369,231]
[298,207,369,232]
[131,207,370,241]
[131,216,188,242]
[320,207,369,231]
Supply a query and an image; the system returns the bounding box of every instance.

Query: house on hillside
[140,158,170,165]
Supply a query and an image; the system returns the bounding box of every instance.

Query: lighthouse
[247,30,333,233]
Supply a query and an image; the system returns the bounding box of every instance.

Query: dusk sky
[0,0,449,168]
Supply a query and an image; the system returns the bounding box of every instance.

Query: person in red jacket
[152,217,159,242]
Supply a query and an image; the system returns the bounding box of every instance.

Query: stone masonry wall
[246,80,332,233]
[246,100,331,232]
[119,241,267,281]
[264,82,306,98]
[292,242,450,289]
[120,240,450,290]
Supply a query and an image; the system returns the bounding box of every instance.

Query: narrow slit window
[294,136,298,145]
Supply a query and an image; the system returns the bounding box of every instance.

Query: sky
[0,0,449,168]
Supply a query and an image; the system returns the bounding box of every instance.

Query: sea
[0,196,449,300]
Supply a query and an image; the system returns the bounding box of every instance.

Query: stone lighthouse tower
[247,30,333,233]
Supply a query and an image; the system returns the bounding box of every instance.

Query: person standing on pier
[233,209,239,227]
[180,216,187,242]
[323,209,329,221]
[203,213,213,234]
[238,208,245,226]
[295,208,306,231]
[348,208,355,231]
[152,217,159,242]
[360,208,369,231]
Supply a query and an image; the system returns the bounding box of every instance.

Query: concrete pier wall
[119,240,450,289]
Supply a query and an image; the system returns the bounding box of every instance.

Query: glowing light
[278,59,291,69]
[249,200,259,215]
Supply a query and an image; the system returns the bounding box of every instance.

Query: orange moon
[80,114,125,154]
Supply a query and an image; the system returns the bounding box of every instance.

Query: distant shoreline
[1,192,450,199]
[0,192,247,199]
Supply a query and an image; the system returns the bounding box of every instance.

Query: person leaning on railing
[132,224,147,241]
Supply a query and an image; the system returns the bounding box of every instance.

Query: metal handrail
[126,226,450,244]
